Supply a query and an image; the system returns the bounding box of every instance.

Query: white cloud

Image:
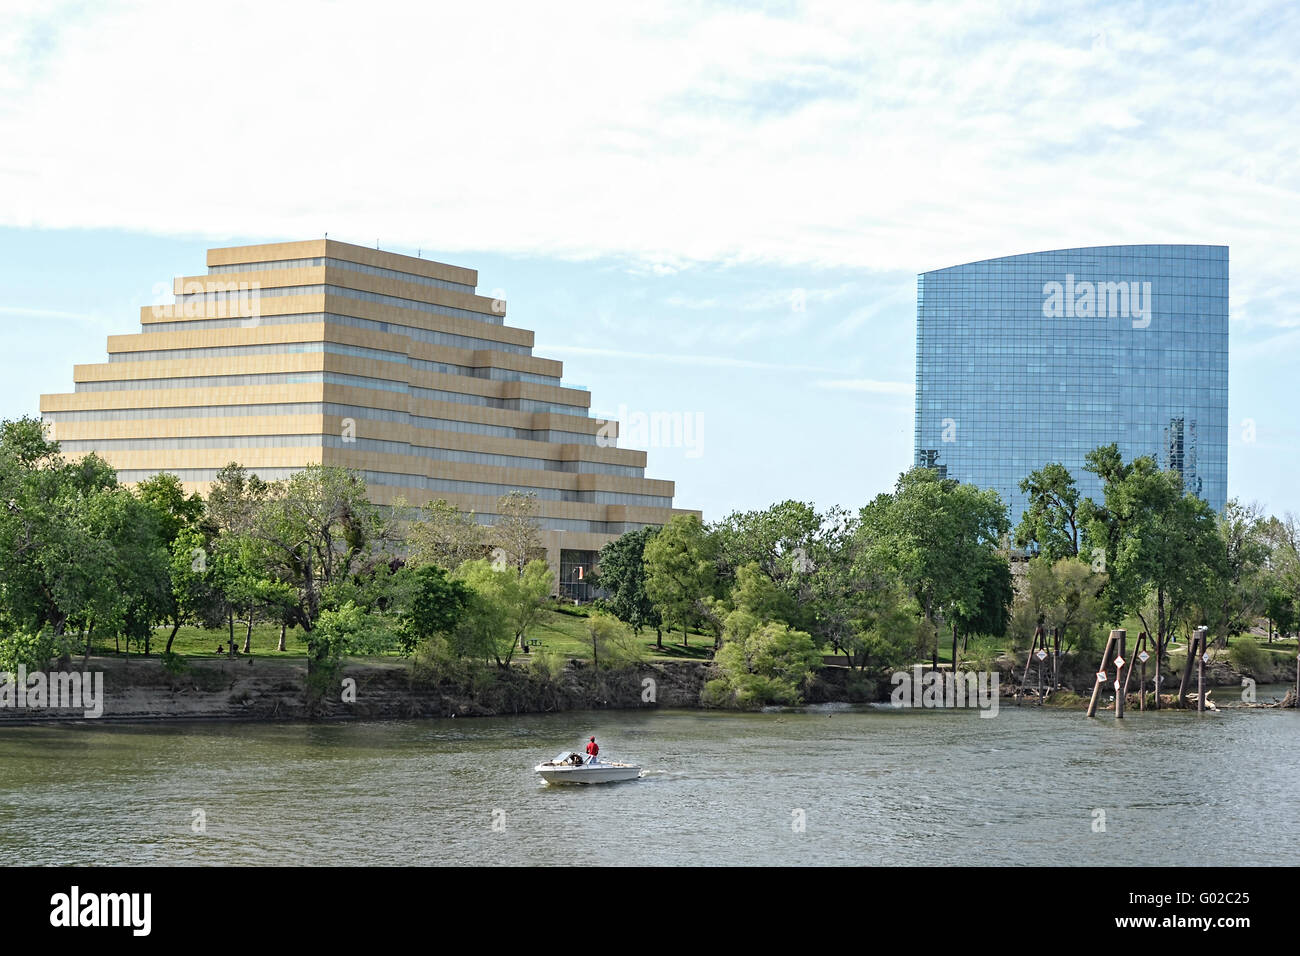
[2,0,1299,330]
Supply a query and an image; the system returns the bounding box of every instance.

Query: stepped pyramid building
[40,238,696,596]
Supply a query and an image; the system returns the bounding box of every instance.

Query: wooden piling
[1018,625,1044,704]
[1086,630,1120,718]
[1122,632,1145,712]
[1178,631,1199,708]
[1196,625,1208,713]
[1136,633,1147,711]
[1114,630,1127,719]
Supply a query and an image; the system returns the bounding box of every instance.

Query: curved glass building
[914,244,1228,527]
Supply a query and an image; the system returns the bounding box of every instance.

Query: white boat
[535,751,642,785]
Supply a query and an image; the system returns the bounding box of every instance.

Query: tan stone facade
[40,239,698,594]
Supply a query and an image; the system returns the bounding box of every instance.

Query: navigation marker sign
[1137,650,1150,663]
[1113,656,1125,669]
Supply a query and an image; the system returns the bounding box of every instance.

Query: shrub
[584,612,644,669]
[709,620,821,709]
[160,651,189,675]
[529,645,567,682]
[411,634,468,686]
[0,628,76,675]
[700,678,734,708]
[1229,638,1268,676]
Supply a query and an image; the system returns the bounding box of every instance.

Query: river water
[1,692,1296,866]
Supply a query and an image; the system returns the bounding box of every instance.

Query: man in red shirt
[585,737,599,764]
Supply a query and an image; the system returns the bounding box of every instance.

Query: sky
[0,0,1297,522]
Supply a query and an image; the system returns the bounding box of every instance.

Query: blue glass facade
[914,244,1228,528]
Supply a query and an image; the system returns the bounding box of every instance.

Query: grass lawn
[86,608,718,666]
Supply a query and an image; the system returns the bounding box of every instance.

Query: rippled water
[1,691,1296,865]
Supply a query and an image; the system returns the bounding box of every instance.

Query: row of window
[207,256,476,294]
[112,467,665,535]
[56,432,645,479]
[411,386,588,417]
[357,470,670,508]
[76,372,591,417]
[47,401,605,444]
[107,341,563,387]
[176,284,502,326]
[144,312,532,355]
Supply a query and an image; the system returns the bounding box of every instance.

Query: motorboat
[534,750,642,785]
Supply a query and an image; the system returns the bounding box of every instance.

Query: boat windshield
[551,752,576,763]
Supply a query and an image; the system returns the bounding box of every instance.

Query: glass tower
[914,244,1228,528]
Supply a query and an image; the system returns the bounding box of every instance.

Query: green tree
[1011,556,1107,657]
[449,560,516,666]
[1079,444,1225,705]
[946,548,1013,666]
[450,558,549,667]
[593,526,664,647]
[407,498,483,571]
[711,499,821,605]
[397,564,473,654]
[1263,582,1297,642]
[1201,499,1270,648]
[489,491,543,574]
[249,465,396,681]
[135,472,205,547]
[1014,462,1082,559]
[163,527,227,653]
[858,467,1009,670]
[644,514,718,648]
[583,611,643,669]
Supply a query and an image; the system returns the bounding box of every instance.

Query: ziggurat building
[40,239,697,596]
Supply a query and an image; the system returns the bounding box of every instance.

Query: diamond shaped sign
[1096,671,1107,683]
[1113,680,1122,691]
[1113,656,1125,669]
[1036,649,1048,661]
[1202,652,1212,664]
[1137,650,1150,663]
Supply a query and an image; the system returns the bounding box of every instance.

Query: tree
[1264,583,1297,642]
[711,500,821,606]
[858,467,1009,670]
[449,558,549,667]
[83,485,171,657]
[502,560,553,658]
[1079,444,1225,706]
[206,462,268,537]
[135,472,205,548]
[397,564,473,654]
[489,491,543,574]
[407,498,483,571]
[1014,462,1082,560]
[163,527,226,654]
[947,548,1013,666]
[593,526,664,647]
[248,466,396,680]
[644,514,717,648]
[1201,499,1270,648]
[450,559,518,667]
[0,419,121,641]
[1011,556,1107,657]
[583,611,642,669]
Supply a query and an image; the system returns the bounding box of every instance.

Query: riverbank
[0,651,1291,723]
